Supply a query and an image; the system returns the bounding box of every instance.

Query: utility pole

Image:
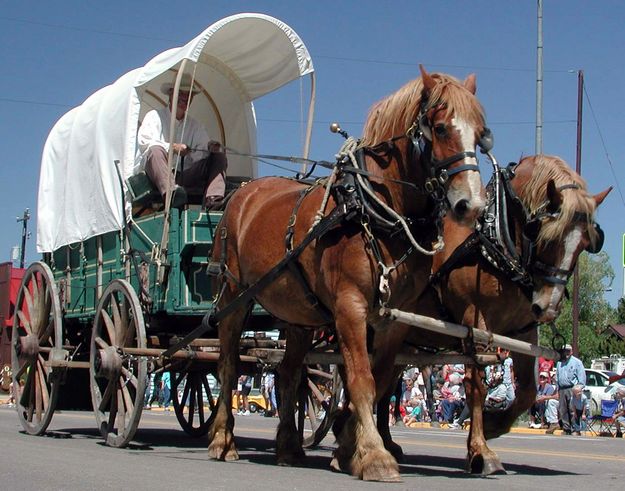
[535,0,544,154]
[572,70,584,357]
[16,208,30,269]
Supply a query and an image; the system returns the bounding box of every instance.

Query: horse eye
[433,124,447,138]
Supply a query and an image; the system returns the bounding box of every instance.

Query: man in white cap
[137,72,227,208]
[547,344,586,435]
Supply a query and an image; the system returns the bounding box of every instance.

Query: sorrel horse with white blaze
[206,66,490,481]
[373,154,611,474]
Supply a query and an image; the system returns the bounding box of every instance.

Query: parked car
[584,369,625,414]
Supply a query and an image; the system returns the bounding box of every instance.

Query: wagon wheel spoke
[39,287,52,336]
[123,318,136,349]
[30,276,41,329]
[187,382,196,427]
[34,367,44,422]
[14,358,32,380]
[36,356,51,411]
[111,294,123,347]
[121,366,138,389]
[18,303,33,335]
[195,382,206,424]
[99,378,116,412]
[106,387,119,433]
[120,298,130,342]
[181,378,192,410]
[95,336,109,350]
[201,375,215,411]
[100,309,117,346]
[120,376,134,421]
[39,317,55,344]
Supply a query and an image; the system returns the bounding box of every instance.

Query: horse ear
[546,179,562,212]
[593,186,612,206]
[419,64,436,92]
[463,73,477,94]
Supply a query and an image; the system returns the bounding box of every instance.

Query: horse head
[361,65,488,225]
[511,155,611,323]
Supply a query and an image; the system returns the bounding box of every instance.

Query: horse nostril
[454,199,470,217]
[531,303,543,318]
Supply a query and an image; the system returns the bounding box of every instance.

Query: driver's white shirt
[135,106,210,173]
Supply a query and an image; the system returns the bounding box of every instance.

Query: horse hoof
[482,458,506,476]
[360,450,401,482]
[467,454,506,475]
[208,442,239,461]
[330,456,343,473]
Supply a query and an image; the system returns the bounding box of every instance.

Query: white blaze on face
[448,117,484,210]
[535,225,582,316]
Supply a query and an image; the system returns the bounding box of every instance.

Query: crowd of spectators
[391,345,624,437]
[392,349,518,430]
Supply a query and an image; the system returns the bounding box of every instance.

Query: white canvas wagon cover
[37,13,314,253]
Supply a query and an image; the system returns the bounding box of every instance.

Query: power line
[0,16,179,43]
[316,55,573,73]
[0,97,72,108]
[582,84,625,209]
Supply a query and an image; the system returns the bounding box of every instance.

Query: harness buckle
[424,178,438,194]
[378,263,395,308]
[438,169,449,185]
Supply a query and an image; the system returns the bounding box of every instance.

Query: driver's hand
[173,143,189,155]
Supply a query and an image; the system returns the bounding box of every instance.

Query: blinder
[585,222,604,253]
[478,127,494,154]
[411,103,491,194]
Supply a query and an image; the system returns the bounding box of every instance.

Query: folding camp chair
[588,399,618,436]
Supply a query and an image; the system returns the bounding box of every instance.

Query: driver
[137,73,227,209]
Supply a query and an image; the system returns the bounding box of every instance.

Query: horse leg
[375,372,404,462]
[372,323,410,462]
[464,366,505,475]
[207,302,251,461]
[276,326,314,465]
[483,349,537,439]
[332,299,400,482]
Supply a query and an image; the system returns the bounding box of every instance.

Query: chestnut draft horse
[373,154,611,474]
[206,66,490,482]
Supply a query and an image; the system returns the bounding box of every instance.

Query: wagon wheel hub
[17,333,40,359]
[95,346,123,380]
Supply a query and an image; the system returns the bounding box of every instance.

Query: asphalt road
[0,405,623,490]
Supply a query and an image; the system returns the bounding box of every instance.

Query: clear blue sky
[1,1,624,305]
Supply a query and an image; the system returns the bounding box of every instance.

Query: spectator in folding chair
[614,387,625,438]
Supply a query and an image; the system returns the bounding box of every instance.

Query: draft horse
[373,154,611,474]
[206,66,490,481]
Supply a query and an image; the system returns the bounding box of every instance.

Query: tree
[617,297,625,324]
[539,251,621,365]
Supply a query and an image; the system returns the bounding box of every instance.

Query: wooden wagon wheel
[90,279,147,448]
[172,368,216,437]
[301,364,343,448]
[11,262,63,435]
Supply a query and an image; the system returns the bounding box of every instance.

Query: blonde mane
[519,155,598,245]
[362,73,486,146]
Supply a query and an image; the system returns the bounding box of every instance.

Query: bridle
[407,101,492,203]
[521,185,604,286]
